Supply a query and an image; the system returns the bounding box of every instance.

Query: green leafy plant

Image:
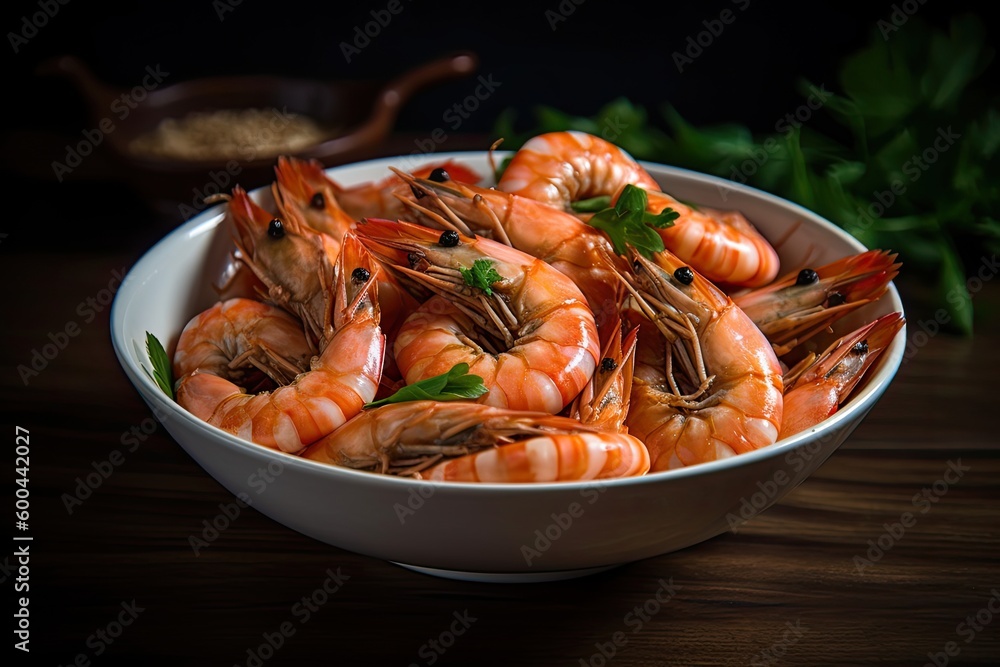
[495,14,998,334]
[364,363,488,408]
[587,184,678,257]
[459,259,504,296]
[143,332,173,399]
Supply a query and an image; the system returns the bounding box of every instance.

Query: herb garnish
[459,259,504,296]
[587,184,678,258]
[364,363,488,408]
[143,332,174,399]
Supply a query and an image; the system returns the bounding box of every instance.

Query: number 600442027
[15,427,29,515]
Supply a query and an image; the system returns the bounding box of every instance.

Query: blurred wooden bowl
[39,53,478,219]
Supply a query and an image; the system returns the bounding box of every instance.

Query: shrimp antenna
[488,137,504,179]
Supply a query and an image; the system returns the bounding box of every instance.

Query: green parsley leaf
[459,259,504,296]
[587,184,678,258]
[571,195,612,213]
[142,332,174,399]
[364,363,489,409]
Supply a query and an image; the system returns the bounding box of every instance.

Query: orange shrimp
[621,249,784,470]
[734,250,900,356]
[355,219,600,414]
[497,131,660,210]
[568,319,638,432]
[497,130,780,288]
[228,185,341,347]
[330,160,482,221]
[172,298,312,392]
[640,190,780,288]
[394,171,627,342]
[175,233,384,453]
[302,401,649,482]
[780,312,904,439]
[273,156,355,240]
[272,159,421,374]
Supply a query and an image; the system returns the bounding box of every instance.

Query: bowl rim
[111,150,906,493]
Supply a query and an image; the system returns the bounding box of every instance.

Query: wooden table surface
[3,165,998,666]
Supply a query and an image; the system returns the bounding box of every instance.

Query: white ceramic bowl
[111,153,905,582]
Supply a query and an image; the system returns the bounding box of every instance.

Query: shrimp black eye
[439,230,460,247]
[827,291,847,306]
[852,340,869,355]
[632,260,642,272]
[268,219,285,239]
[351,267,370,284]
[410,185,426,199]
[429,167,450,182]
[796,268,819,286]
[310,192,325,209]
[673,267,695,285]
[601,357,617,372]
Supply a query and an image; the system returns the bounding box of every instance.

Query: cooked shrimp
[228,185,340,347]
[734,250,900,356]
[228,185,413,388]
[394,171,627,342]
[497,131,660,210]
[172,298,312,392]
[273,156,355,240]
[331,160,481,221]
[213,247,269,301]
[496,130,780,288]
[420,432,649,482]
[355,219,600,414]
[780,312,904,438]
[621,249,784,470]
[641,190,780,288]
[303,401,649,482]
[175,234,385,453]
[568,320,638,432]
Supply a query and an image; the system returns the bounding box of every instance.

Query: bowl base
[391,562,621,583]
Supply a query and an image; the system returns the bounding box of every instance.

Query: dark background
[1,0,990,255]
[2,1,998,665]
